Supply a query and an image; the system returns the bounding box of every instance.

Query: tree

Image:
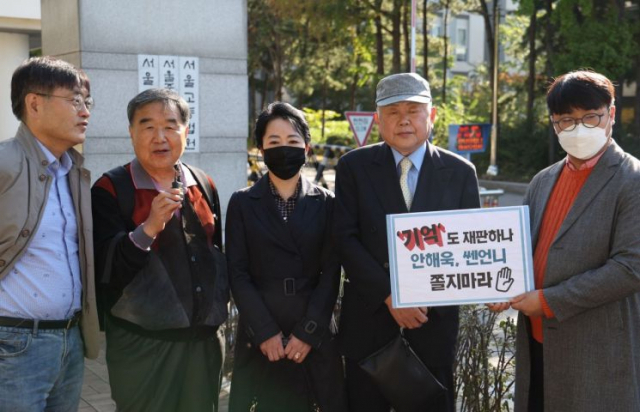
[363,0,404,74]
[423,0,429,79]
[373,0,386,74]
[403,0,411,72]
[632,0,640,136]
[247,0,298,115]
[432,0,466,105]
[441,0,452,104]
[519,0,543,126]
[552,0,638,142]
[475,0,497,94]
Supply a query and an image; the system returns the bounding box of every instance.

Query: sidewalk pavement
[78,334,114,412]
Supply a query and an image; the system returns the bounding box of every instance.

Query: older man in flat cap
[334,73,480,411]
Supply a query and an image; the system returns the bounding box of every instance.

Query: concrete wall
[0,33,29,141]
[41,0,248,217]
[0,0,41,141]
[0,0,40,20]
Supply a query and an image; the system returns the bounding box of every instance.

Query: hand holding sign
[384,296,428,329]
[496,267,514,292]
[510,291,544,317]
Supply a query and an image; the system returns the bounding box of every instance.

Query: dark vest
[107,177,228,336]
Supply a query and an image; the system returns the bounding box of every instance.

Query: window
[455,18,469,62]
[430,17,442,37]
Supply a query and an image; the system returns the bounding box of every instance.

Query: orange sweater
[530,165,592,343]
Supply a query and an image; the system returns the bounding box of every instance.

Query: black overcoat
[226,174,346,412]
[333,142,481,367]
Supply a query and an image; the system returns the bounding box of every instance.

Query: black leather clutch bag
[358,333,447,412]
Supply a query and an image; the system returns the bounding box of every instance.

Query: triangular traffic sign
[345,111,375,147]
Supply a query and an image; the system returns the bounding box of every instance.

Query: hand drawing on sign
[495,267,514,292]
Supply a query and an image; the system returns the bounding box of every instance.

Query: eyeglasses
[34,93,94,111]
[550,110,608,132]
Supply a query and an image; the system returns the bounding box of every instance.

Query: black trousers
[344,358,455,412]
[528,338,544,412]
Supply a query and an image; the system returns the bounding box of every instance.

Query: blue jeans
[0,324,84,412]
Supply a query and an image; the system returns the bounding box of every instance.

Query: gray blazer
[515,141,640,411]
[0,124,100,359]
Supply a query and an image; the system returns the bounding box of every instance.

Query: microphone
[172,164,183,191]
[172,164,185,204]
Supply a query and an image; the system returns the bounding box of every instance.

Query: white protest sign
[345,111,375,147]
[138,54,200,152]
[386,206,534,308]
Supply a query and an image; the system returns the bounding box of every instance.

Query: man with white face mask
[488,70,640,411]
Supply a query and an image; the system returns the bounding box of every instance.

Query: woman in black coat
[226,102,347,412]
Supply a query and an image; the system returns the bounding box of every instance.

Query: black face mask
[263,146,306,180]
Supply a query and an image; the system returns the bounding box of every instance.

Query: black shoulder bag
[358,330,447,411]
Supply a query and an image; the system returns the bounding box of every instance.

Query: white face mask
[557,118,610,160]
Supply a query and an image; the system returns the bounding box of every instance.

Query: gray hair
[127,88,191,125]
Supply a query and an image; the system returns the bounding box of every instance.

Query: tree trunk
[633,0,640,137]
[261,74,269,111]
[613,0,626,143]
[442,0,450,104]
[478,0,494,93]
[526,1,538,126]
[350,74,357,110]
[274,53,283,102]
[635,52,640,136]
[403,0,411,72]
[267,17,284,102]
[249,74,256,126]
[545,0,556,164]
[351,18,361,110]
[423,0,429,79]
[375,0,385,75]
[321,77,327,139]
[392,0,402,73]
[614,81,624,143]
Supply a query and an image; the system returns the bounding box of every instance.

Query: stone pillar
[0,32,29,141]
[41,0,248,217]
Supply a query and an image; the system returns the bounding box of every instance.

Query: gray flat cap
[376,73,432,106]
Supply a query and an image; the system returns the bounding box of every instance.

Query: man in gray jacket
[489,70,640,411]
[0,57,99,411]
